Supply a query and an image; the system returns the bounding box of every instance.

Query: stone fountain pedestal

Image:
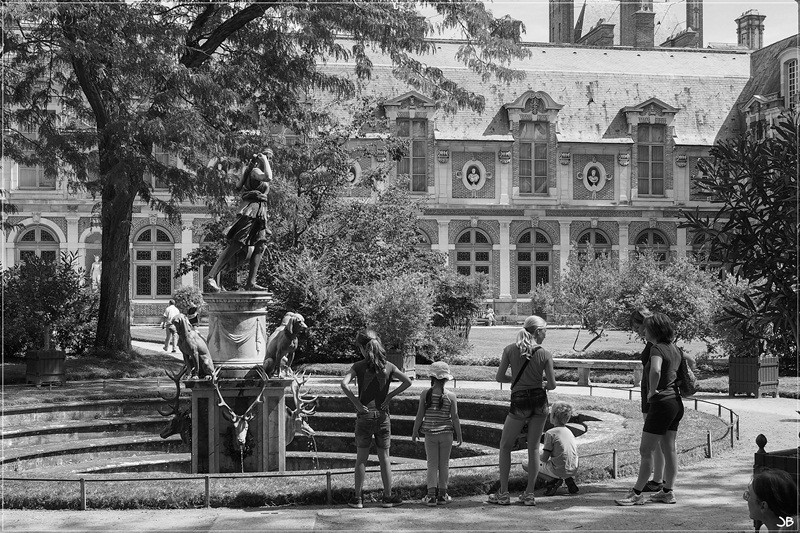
[188,291,291,474]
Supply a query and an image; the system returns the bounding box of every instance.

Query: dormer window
[519,121,548,194]
[382,91,435,194]
[637,124,665,196]
[397,118,428,192]
[786,59,798,110]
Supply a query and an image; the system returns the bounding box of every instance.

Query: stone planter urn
[728,355,779,398]
[387,348,416,380]
[25,349,66,387]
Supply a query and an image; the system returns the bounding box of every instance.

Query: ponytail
[516,328,538,358]
[355,329,386,373]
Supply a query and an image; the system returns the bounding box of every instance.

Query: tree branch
[180,3,269,69]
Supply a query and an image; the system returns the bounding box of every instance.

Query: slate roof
[736,34,799,106]
[315,40,751,147]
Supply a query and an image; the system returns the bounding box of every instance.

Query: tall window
[516,229,552,296]
[635,229,670,262]
[519,121,548,194]
[16,226,59,263]
[455,229,492,278]
[397,119,427,192]
[18,115,57,190]
[133,227,174,298]
[787,59,798,109]
[576,229,611,258]
[637,124,665,196]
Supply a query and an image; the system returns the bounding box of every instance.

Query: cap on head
[429,361,453,381]
[523,315,547,330]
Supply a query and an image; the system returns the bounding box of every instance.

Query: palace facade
[2,3,797,321]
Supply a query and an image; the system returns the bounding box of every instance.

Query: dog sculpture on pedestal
[263,312,308,378]
[171,314,215,379]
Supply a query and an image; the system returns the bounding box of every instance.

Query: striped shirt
[421,391,454,436]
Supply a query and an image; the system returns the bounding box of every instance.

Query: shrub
[620,252,720,343]
[353,272,434,352]
[2,252,99,357]
[416,326,471,363]
[432,269,489,339]
[173,285,205,316]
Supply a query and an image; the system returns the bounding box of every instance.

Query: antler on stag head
[285,371,318,446]
[158,367,191,444]
[212,366,269,448]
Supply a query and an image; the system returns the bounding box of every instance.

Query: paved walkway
[3,341,798,532]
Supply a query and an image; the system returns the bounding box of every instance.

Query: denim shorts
[509,388,549,420]
[354,409,391,449]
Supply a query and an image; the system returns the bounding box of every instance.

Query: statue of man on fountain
[205,150,274,292]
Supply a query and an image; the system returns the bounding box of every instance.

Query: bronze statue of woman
[204,150,273,292]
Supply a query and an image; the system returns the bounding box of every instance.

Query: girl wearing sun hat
[412,361,463,506]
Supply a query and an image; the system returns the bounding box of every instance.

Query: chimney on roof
[736,10,766,50]
[577,19,615,47]
[620,1,654,48]
[686,0,704,48]
[634,9,655,48]
[549,0,575,44]
[660,28,699,49]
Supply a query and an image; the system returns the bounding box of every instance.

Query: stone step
[30,450,427,476]
[1,433,188,472]
[1,416,170,447]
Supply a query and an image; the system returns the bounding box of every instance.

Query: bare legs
[635,430,678,491]
[353,446,393,498]
[204,240,267,292]
[498,414,547,494]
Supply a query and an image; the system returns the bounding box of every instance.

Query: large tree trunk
[95,149,137,353]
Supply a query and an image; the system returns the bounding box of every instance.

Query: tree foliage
[619,252,720,343]
[2,1,529,352]
[680,114,798,364]
[432,269,489,340]
[548,248,624,352]
[1,252,99,357]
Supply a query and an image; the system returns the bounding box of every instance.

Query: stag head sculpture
[285,371,318,447]
[158,367,191,445]
[212,366,269,450]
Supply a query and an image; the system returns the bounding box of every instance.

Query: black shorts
[354,409,391,449]
[509,388,549,420]
[643,397,684,435]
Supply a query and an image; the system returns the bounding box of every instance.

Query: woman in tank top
[487,315,556,507]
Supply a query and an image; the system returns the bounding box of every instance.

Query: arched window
[455,229,492,278]
[516,229,552,296]
[635,229,670,262]
[576,229,611,258]
[16,226,59,263]
[133,226,175,298]
[415,230,432,251]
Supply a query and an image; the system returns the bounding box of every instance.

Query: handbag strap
[511,346,541,390]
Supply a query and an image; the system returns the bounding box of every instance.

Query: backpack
[676,348,698,398]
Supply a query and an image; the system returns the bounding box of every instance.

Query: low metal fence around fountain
[3,383,740,510]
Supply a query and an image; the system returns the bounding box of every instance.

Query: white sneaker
[615,489,646,506]
[648,489,677,504]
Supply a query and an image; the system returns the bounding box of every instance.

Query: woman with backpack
[616,312,684,506]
